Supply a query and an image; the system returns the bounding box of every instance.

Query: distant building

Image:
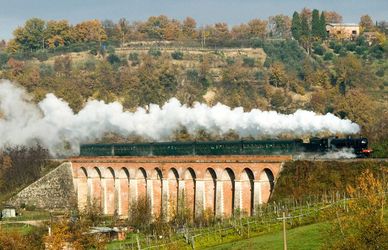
[1,206,16,218]
[326,23,360,40]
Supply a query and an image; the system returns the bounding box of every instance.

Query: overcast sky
[0,0,386,40]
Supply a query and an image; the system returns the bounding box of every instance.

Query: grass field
[206,221,330,250]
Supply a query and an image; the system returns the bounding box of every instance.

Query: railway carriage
[80,137,372,157]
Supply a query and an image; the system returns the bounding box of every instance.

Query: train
[79,137,372,158]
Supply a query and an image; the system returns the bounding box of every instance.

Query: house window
[337,31,341,34]
[352,30,357,35]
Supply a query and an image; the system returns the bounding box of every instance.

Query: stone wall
[8,162,76,210]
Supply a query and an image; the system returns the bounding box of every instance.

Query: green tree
[311,9,321,39]
[291,12,302,41]
[13,18,46,50]
[319,12,327,39]
[300,14,312,53]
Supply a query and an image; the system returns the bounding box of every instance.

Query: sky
[0,0,386,40]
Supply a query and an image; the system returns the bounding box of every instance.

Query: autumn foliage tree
[326,169,388,249]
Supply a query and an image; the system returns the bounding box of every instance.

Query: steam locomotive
[80,137,372,158]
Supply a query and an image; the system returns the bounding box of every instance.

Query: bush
[254,70,265,81]
[226,57,235,65]
[39,63,54,77]
[370,45,384,59]
[128,52,139,66]
[128,52,138,61]
[242,57,255,67]
[171,51,184,60]
[89,48,98,56]
[338,48,348,57]
[323,52,334,61]
[0,52,9,67]
[106,53,120,65]
[186,68,199,82]
[355,46,367,55]
[333,43,343,54]
[148,47,161,57]
[329,40,337,49]
[34,50,49,62]
[376,68,385,77]
[313,44,325,55]
[345,42,357,52]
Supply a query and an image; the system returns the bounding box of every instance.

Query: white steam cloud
[0,80,360,156]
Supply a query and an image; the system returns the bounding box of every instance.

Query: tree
[334,54,362,94]
[73,20,107,43]
[327,169,388,249]
[182,17,197,40]
[164,19,181,41]
[300,14,312,53]
[319,12,328,39]
[231,24,250,40]
[268,15,291,38]
[13,18,46,50]
[142,15,170,40]
[360,14,374,32]
[324,11,343,23]
[101,19,117,40]
[311,9,321,39]
[117,18,131,46]
[291,12,302,41]
[268,62,288,88]
[248,19,267,39]
[213,22,230,43]
[45,20,73,47]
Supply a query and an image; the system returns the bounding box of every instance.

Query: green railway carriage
[79,139,303,157]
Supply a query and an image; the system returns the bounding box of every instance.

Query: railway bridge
[71,155,291,219]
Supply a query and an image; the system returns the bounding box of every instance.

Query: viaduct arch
[71,155,290,219]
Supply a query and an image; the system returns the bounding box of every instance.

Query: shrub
[333,43,342,54]
[89,48,98,56]
[254,70,265,81]
[148,47,161,57]
[0,52,9,67]
[226,57,235,65]
[313,44,325,55]
[345,42,357,52]
[171,50,184,60]
[39,63,54,77]
[323,52,334,61]
[338,48,348,57]
[34,50,49,62]
[128,52,138,61]
[355,46,367,55]
[186,68,199,82]
[375,68,385,77]
[370,45,384,59]
[128,52,139,66]
[106,53,120,65]
[243,57,255,67]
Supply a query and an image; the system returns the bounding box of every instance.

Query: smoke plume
[0,80,360,156]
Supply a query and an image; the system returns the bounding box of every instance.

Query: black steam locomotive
[80,137,372,158]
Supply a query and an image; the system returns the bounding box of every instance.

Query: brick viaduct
[71,155,291,219]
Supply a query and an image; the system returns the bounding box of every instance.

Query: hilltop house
[326,23,360,40]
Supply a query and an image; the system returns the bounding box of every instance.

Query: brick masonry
[71,155,291,219]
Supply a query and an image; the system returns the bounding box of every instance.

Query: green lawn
[0,223,36,235]
[206,221,330,250]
